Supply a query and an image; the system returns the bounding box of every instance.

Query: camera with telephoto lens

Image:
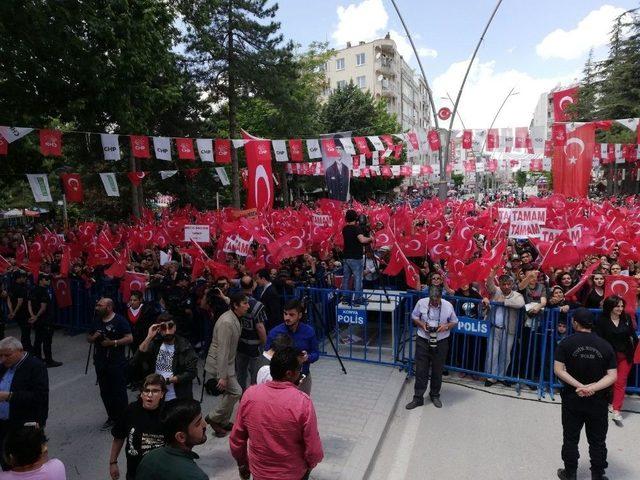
[358,214,371,236]
[427,326,439,348]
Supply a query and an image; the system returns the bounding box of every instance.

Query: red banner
[553,87,578,122]
[289,139,303,162]
[130,135,151,158]
[215,139,231,164]
[552,124,595,198]
[175,138,195,161]
[61,173,84,203]
[39,129,62,157]
[245,140,274,211]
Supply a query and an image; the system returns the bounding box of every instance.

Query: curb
[338,367,408,480]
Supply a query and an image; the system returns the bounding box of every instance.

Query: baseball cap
[572,308,594,328]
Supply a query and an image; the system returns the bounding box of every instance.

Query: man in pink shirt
[229,347,324,480]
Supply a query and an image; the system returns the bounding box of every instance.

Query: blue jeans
[343,258,364,302]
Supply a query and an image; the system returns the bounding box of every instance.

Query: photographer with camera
[341,210,373,305]
[87,298,133,430]
[406,286,458,410]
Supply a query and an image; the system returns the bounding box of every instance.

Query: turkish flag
[462,130,472,149]
[399,235,426,257]
[406,132,420,151]
[128,171,148,186]
[552,124,567,146]
[175,138,195,161]
[130,135,151,158]
[120,272,147,302]
[552,123,595,197]
[564,260,601,302]
[321,138,340,158]
[605,275,638,326]
[104,251,127,278]
[515,127,529,149]
[215,139,231,164]
[544,140,553,157]
[0,254,10,274]
[553,87,578,122]
[353,137,371,158]
[53,278,72,308]
[60,246,71,278]
[61,173,84,203]
[245,140,274,211]
[539,233,581,271]
[289,139,303,162]
[39,129,62,156]
[463,239,506,284]
[380,134,394,148]
[374,226,395,248]
[0,136,7,155]
[427,130,441,151]
[486,129,499,150]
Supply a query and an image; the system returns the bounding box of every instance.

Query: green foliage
[515,170,527,188]
[450,173,464,188]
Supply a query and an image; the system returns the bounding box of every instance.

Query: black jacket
[130,335,198,399]
[129,303,159,349]
[0,354,49,427]
[258,284,282,332]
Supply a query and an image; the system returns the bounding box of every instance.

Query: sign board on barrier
[456,316,490,337]
[336,307,367,326]
[184,225,210,243]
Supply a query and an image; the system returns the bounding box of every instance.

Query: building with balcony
[321,34,431,133]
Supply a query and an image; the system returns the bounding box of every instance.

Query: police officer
[555,308,617,480]
[406,286,458,409]
[27,274,62,367]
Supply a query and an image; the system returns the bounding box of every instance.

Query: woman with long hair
[595,295,639,425]
[583,272,605,309]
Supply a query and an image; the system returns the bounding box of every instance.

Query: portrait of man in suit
[323,134,351,202]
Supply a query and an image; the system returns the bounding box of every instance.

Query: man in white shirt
[406,286,458,409]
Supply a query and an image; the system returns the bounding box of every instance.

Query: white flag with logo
[530,126,546,153]
[215,167,230,186]
[339,137,356,155]
[306,139,322,159]
[272,140,288,162]
[0,126,33,143]
[153,137,172,161]
[615,118,639,132]
[500,128,514,151]
[100,134,121,161]
[159,170,178,180]
[615,144,624,164]
[26,174,52,202]
[196,139,214,162]
[99,173,120,197]
[367,136,385,152]
[231,139,245,149]
[543,158,552,171]
[472,129,487,152]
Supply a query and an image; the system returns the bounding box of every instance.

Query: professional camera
[427,326,439,348]
[357,214,371,235]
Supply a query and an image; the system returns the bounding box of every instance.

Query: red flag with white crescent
[60,173,84,203]
[128,171,148,187]
[245,140,274,211]
[552,123,595,198]
[553,87,578,122]
[605,275,638,327]
[53,278,73,308]
[120,272,147,302]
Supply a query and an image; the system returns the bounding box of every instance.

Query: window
[356,53,365,66]
[336,80,347,90]
[336,58,345,70]
[357,75,366,88]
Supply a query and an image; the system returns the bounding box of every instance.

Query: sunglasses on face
[160,321,175,331]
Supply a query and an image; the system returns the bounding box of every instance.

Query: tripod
[301,286,347,375]
[363,241,391,304]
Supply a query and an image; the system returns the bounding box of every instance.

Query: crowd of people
[0,190,639,478]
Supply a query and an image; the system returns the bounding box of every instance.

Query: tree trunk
[129,153,141,218]
[227,0,240,208]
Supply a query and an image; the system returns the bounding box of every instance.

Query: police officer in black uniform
[554,308,617,480]
[27,274,62,367]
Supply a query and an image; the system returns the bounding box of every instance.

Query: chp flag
[26,174,53,202]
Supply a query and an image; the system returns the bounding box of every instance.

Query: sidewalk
[37,328,406,479]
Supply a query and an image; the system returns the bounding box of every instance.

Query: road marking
[387,403,425,480]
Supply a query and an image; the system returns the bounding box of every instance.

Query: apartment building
[321,34,431,133]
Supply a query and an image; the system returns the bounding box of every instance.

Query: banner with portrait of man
[321,131,352,202]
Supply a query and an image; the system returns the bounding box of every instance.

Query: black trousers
[95,361,129,422]
[33,322,54,361]
[413,336,449,399]
[17,321,32,352]
[561,395,608,476]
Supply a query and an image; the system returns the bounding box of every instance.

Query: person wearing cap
[555,308,617,480]
[406,286,458,409]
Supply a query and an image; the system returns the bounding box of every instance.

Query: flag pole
[441,0,504,198]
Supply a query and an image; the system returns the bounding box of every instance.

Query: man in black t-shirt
[7,271,29,349]
[341,210,372,305]
[554,308,617,480]
[27,274,62,367]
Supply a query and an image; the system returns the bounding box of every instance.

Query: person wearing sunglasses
[131,313,198,402]
[109,374,167,480]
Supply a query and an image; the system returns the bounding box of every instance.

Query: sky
[273,0,638,130]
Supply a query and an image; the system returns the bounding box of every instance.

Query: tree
[0,0,209,218]
[319,83,403,200]
[180,0,296,208]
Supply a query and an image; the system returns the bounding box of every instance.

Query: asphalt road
[368,378,640,480]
